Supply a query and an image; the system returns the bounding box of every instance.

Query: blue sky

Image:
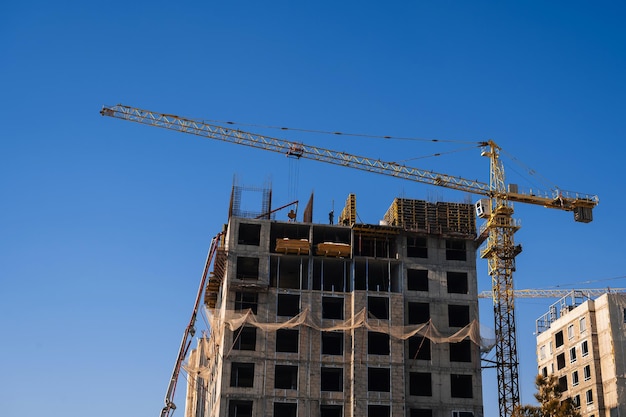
[2,2,625,416]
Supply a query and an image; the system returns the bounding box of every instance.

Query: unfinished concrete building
[184,187,486,417]
[535,292,626,417]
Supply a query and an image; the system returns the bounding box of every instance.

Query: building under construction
[183,186,488,417]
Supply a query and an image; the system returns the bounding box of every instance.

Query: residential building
[536,292,626,417]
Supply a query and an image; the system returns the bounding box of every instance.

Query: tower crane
[101,104,599,417]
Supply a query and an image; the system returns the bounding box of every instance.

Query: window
[368,332,390,355]
[557,353,566,370]
[450,340,472,362]
[233,326,256,351]
[579,317,587,333]
[408,336,431,360]
[572,394,581,409]
[229,400,252,417]
[570,347,577,363]
[322,332,343,355]
[558,376,568,392]
[236,256,259,280]
[541,367,548,378]
[275,365,298,389]
[450,374,473,398]
[230,363,254,387]
[572,371,579,387]
[410,410,433,417]
[408,302,430,324]
[276,329,299,353]
[277,294,300,317]
[581,340,589,357]
[274,402,297,417]
[367,367,390,392]
[452,413,474,417]
[238,223,261,245]
[555,330,564,348]
[584,365,591,381]
[407,236,428,258]
[235,292,258,314]
[368,296,389,320]
[368,405,390,417]
[446,239,466,261]
[320,367,343,391]
[567,324,575,339]
[539,345,546,360]
[586,389,593,405]
[447,272,468,294]
[407,269,428,291]
[409,372,432,396]
[322,297,344,319]
[448,305,470,327]
[320,405,342,417]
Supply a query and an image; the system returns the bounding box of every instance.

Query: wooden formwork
[383,198,476,235]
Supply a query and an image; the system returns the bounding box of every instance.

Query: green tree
[513,374,581,417]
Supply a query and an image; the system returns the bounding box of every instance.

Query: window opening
[447,271,469,294]
[572,371,579,387]
[322,297,344,320]
[581,340,589,357]
[235,292,258,314]
[407,269,428,291]
[368,296,389,320]
[272,257,307,289]
[450,374,473,398]
[584,365,591,381]
[238,223,261,246]
[368,405,390,417]
[408,302,430,324]
[446,239,466,261]
[322,332,343,355]
[555,330,564,347]
[320,367,343,392]
[572,395,581,409]
[228,400,253,417]
[274,402,297,417]
[450,340,472,362]
[368,331,390,355]
[275,365,298,390]
[233,326,256,351]
[557,353,566,370]
[586,389,593,405]
[558,376,568,392]
[367,367,390,392]
[236,257,259,280]
[568,324,575,339]
[570,346,577,363]
[231,363,254,387]
[579,317,587,333]
[410,410,433,417]
[277,294,300,317]
[368,262,389,292]
[448,304,470,327]
[408,336,431,360]
[409,372,432,396]
[320,405,342,417]
[276,329,299,353]
[407,236,428,258]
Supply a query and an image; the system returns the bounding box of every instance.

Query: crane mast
[101,104,599,417]
[481,141,521,417]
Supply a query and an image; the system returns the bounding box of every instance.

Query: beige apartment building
[536,292,626,417]
[184,190,486,417]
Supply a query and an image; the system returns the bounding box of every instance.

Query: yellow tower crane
[101,104,599,417]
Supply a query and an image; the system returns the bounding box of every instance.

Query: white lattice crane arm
[100,104,598,219]
[478,288,626,299]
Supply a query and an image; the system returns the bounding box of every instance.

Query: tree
[513,374,581,417]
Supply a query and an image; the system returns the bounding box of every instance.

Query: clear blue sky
[2,2,625,416]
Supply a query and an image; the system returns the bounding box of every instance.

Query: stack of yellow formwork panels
[275,238,310,255]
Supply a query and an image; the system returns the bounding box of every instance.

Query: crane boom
[100,105,598,218]
[101,104,599,417]
[478,288,626,298]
